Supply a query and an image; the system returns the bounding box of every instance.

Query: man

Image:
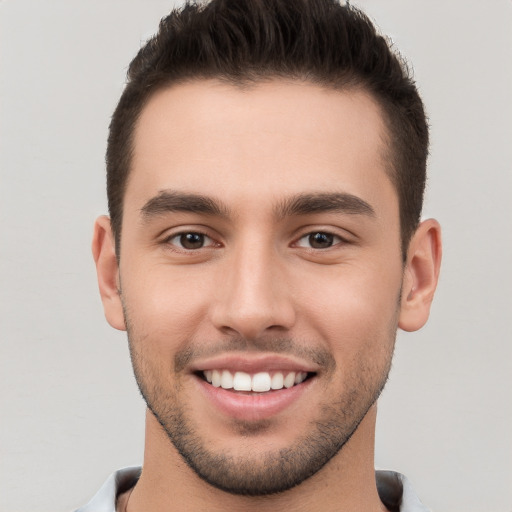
[82,0,442,510]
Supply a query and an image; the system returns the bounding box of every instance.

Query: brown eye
[168,232,213,250]
[180,233,205,249]
[296,231,341,249]
[309,232,334,248]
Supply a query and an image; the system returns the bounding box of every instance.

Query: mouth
[198,369,314,393]
[190,355,319,421]
[193,363,317,422]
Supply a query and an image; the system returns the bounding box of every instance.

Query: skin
[93,80,442,511]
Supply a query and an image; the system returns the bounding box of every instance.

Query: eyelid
[295,232,343,249]
[292,227,352,248]
[161,228,221,251]
[170,232,214,247]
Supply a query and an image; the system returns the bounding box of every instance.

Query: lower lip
[196,376,313,422]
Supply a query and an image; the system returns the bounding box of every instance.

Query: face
[116,80,405,494]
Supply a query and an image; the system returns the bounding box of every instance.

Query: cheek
[294,262,402,350]
[121,260,224,357]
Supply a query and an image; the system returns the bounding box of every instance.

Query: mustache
[174,337,336,373]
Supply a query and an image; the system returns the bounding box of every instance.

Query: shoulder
[74,466,141,512]
[376,470,431,512]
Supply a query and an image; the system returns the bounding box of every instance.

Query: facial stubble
[123,305,398,496]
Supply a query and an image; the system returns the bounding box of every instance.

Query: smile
[191,355,319,421]
[203,369,309,392]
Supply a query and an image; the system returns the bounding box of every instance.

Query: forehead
[127,79,396,217]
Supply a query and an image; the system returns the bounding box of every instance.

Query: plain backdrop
[1,1,511,511]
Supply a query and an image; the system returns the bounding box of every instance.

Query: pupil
[181,233,204,249]
[309,232,333,249]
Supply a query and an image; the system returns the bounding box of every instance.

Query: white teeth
[283,372,296,388]
[295,372,307,384]
[252,372,271,392]
[203,370,309,392]
[233,371,252,391]
[211,369,222,387]
[221,370,234,389]
[270,372,284,390]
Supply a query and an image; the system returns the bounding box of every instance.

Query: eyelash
[294,231,345,250]
[162,229,347,252]
[163,231,217,251]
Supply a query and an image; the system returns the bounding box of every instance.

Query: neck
[126,406,387,512]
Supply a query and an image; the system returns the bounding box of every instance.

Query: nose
[210,241,296,340]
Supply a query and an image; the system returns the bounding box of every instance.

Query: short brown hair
[107,0,428,257]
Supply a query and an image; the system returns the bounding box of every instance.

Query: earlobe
[92,216,126,331]
[398,219,442,332]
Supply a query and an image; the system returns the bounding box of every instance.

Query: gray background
[1,1,511,511]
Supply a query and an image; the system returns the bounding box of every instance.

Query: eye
[166,232,215,250]
[296,231,342,249]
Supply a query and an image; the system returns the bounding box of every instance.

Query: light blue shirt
[76,466,430,512]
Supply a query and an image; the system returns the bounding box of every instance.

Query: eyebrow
[140,190,375,222]
[140,190,230,219]
[274,192,375,219]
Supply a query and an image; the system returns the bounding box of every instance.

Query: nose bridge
[211,234,295,338]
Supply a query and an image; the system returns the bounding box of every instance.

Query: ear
[91,216,126,331]
[398,219,442,332]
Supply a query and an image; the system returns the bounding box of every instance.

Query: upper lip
[188,354,319,374]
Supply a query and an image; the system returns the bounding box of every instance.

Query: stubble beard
[124,322,396,497]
